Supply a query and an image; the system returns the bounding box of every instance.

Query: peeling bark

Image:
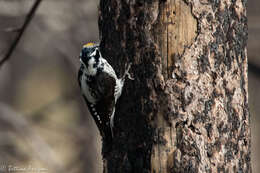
[98,0,250,173]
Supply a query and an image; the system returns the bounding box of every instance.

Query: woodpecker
[78,43,133,140]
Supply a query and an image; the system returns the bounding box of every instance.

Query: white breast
[81,73,97,103]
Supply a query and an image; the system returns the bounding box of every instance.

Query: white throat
[86,57,98,76]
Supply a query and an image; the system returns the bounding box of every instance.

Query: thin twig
[0,0,43,68]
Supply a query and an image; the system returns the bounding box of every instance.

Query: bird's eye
[81,48,91,58]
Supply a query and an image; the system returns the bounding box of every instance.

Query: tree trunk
[98,0,250,172]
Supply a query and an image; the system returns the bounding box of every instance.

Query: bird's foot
[124,63,134,80]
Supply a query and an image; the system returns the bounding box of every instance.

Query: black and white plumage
[78,43,133,139]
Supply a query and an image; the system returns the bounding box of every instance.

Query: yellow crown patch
[83,42,95,48]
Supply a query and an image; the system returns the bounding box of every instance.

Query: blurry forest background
[0,0,259,173]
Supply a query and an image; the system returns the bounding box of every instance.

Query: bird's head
[79,43,101,75]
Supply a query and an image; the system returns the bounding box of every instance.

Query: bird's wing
[87,71,116,139]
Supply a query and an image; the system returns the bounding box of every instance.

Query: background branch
[0,0,43,68]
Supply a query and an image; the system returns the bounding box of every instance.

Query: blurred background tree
[0,0,259,172]
[0,0,101,172]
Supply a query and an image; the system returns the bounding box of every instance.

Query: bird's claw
[125,63,134,80]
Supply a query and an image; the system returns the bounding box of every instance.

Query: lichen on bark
[98,0,250,172]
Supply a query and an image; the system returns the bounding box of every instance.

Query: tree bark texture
[99,0,250,172]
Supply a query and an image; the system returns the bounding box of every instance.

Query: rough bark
[98,0,250,173]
